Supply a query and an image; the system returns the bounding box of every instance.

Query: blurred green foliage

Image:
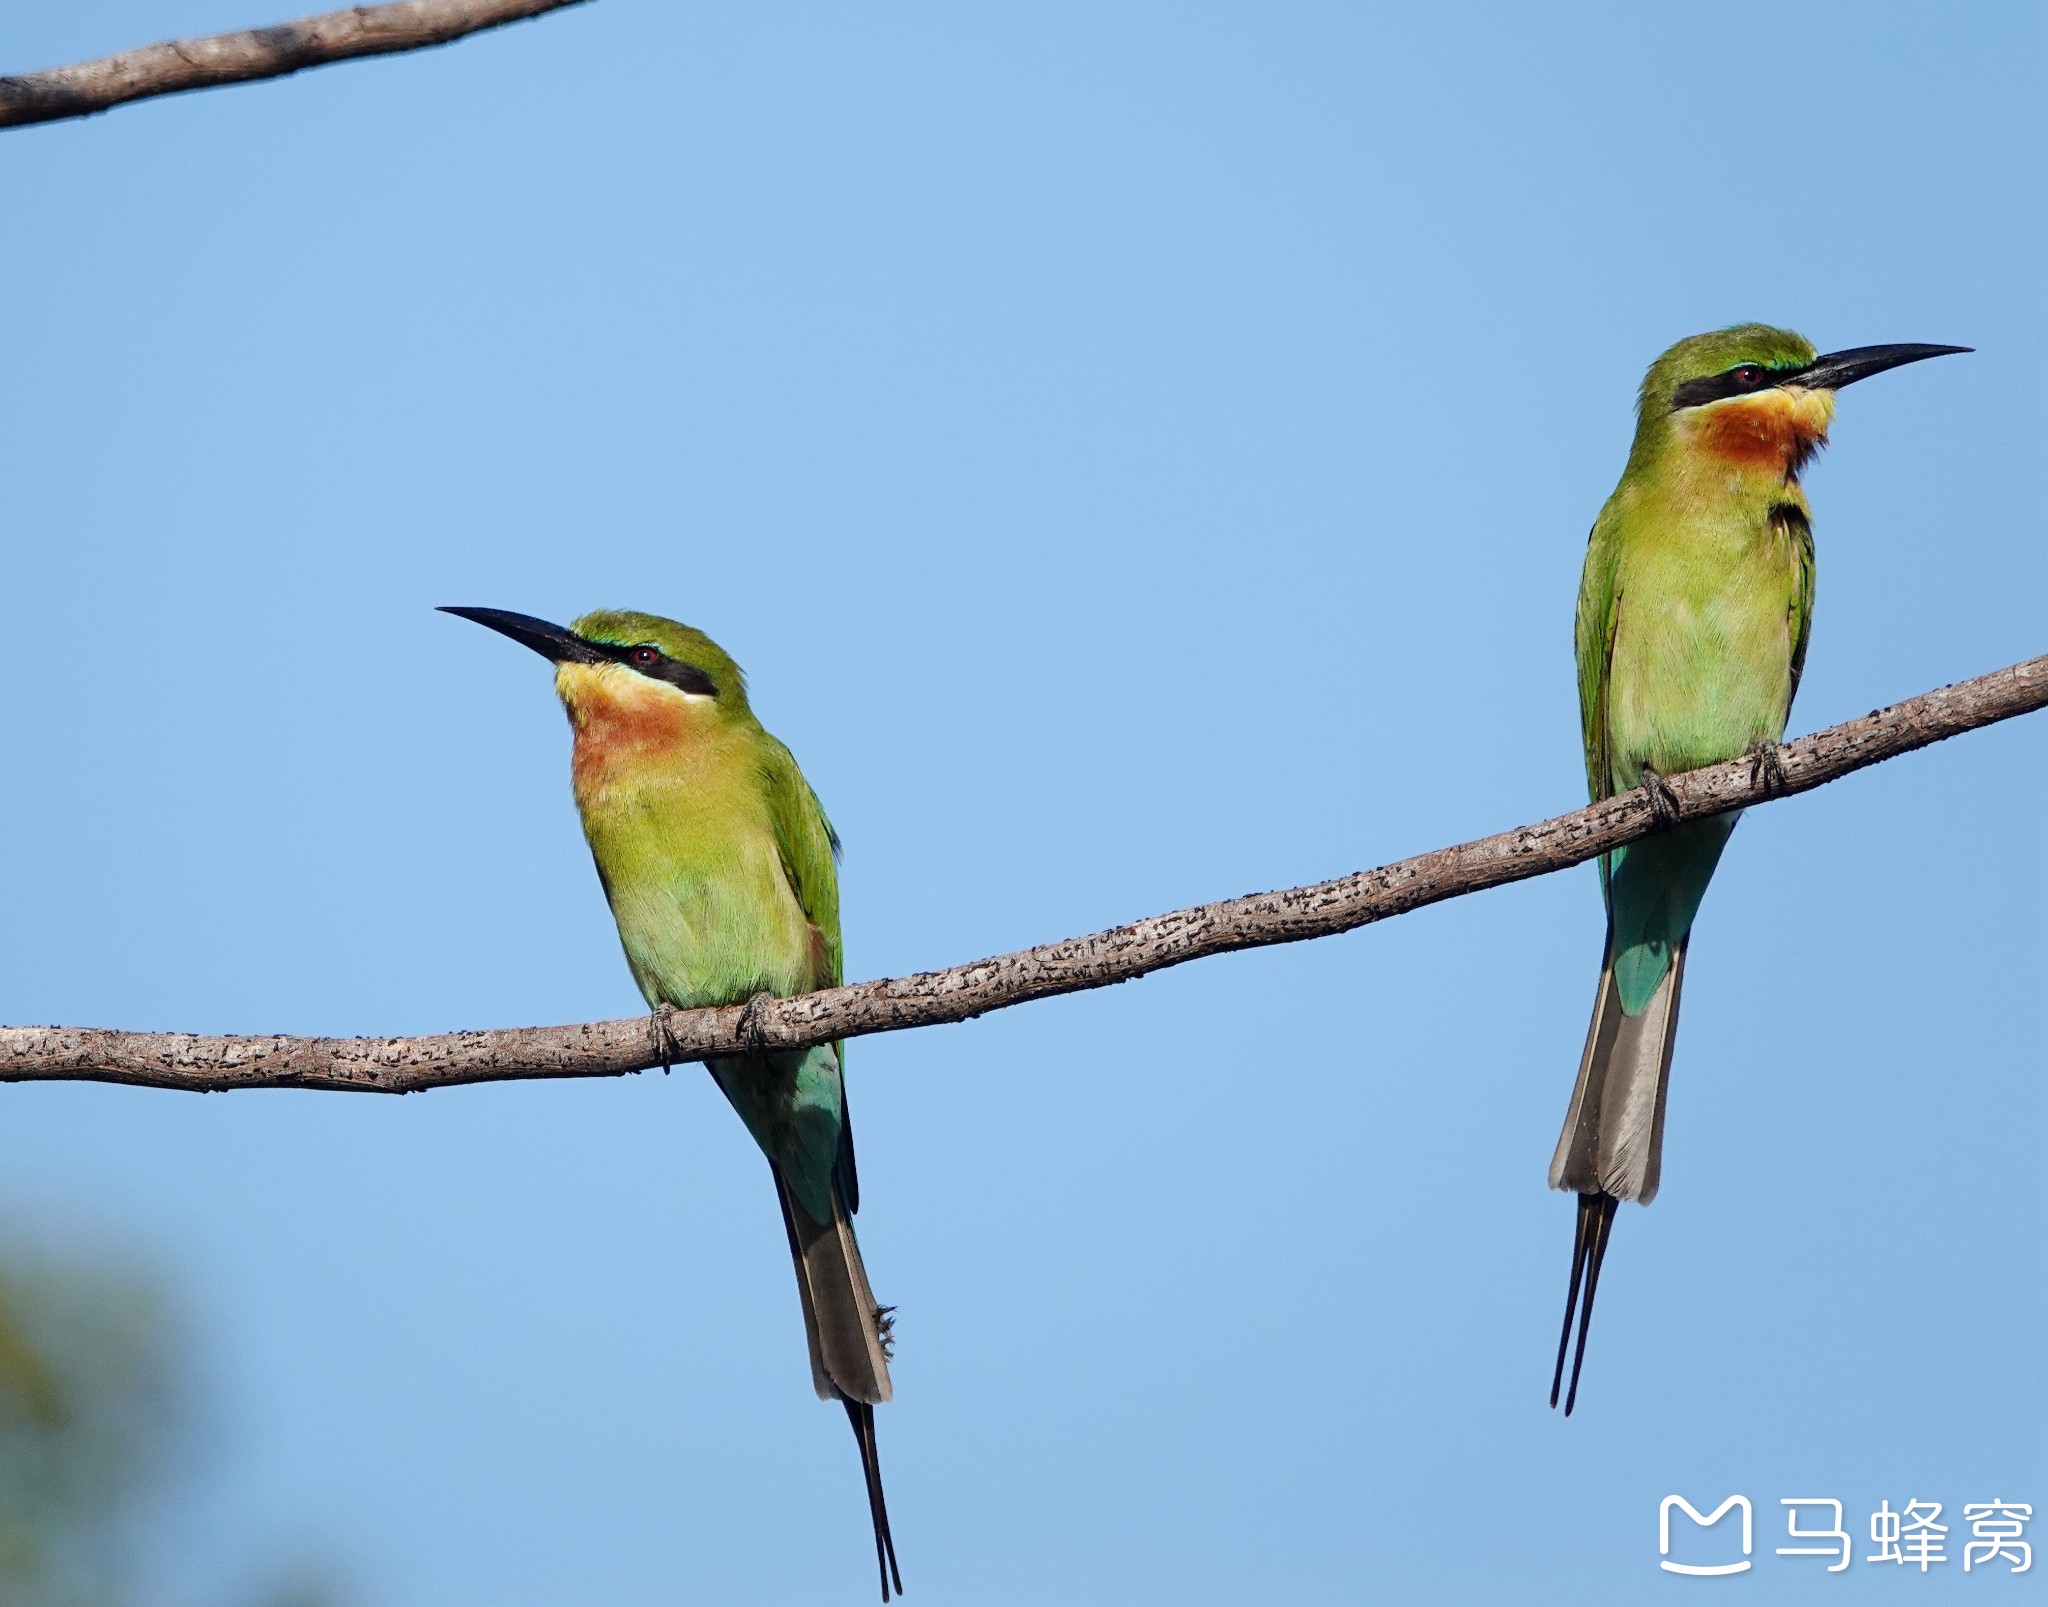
[0,1246,177,1607]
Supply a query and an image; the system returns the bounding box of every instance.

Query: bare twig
[0,0,587,129]
[1,653,2040,1095]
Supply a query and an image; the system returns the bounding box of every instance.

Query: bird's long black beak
[1786,343,1971,391]
[438,606,604,663]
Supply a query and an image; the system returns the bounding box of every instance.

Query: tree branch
[2,653,2040,1095]
[0,0,587,129]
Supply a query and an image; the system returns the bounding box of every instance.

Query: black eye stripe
[1670,360,1812,412]
[586,639,719,696]
[648,659,718,696]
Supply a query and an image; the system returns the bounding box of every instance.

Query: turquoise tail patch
[709,1044,845,1223]
[1606,814,1739,1016]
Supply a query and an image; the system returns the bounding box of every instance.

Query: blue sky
[1,2,2041,1601]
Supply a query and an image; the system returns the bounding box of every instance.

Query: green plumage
[446,602,901,1596]
[563,612,852,1221]
[1547,323,1963,1414]
[1575,326,1819,1011]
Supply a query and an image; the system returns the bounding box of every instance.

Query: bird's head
[1630,324,1968,482]
[440,606,752,758]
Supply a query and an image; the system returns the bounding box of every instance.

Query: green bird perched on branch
[443,606,903,1600]
[1549,327,1968,1414]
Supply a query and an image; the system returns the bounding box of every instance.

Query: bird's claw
[1747,738,1788,797]
[736,990,777,1055]
[649,1003,681,1074]
[1639,765,1682,828]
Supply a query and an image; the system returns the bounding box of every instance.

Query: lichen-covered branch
[0,0,587,129]
[2,653,2040,1095]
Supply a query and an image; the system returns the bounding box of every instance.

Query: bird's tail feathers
[1550,1189,1617,1414]
[774,1175,902,1599]
[1548,937,1687,1203]
[1545,935,1687,1414]
[774,1174,893,1405]
[843,1397,903,1601]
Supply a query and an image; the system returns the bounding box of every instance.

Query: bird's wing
[1780,503,1816,717]
[1575,503,1624,805]
[759,735,844,990]
[755,735,860,1209]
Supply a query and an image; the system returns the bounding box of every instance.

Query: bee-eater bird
[1549,327,1967,1415]
[442,606,903,1598]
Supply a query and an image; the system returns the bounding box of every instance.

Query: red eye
[631,646,659,667]
[1734,364,1762,385]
